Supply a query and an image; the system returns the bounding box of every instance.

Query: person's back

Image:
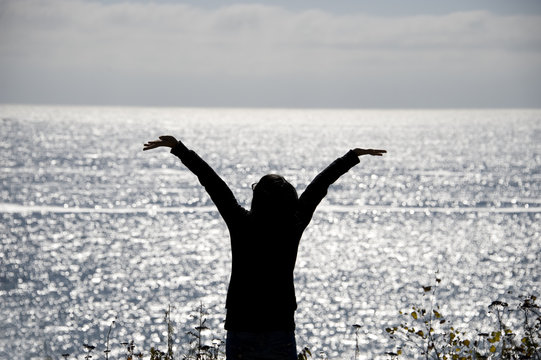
[225,174,300,330]
[143,135,386,360]
[226,211,300,330]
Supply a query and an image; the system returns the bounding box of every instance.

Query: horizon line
[1,103,540,111]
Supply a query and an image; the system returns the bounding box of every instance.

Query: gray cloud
[1,0,540,107]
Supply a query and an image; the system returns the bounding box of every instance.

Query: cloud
[1,0,540,106]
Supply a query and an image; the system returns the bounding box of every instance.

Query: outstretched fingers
[143,139,164,151]
[143,135,179,151]
[353,148,387,156]
[367,149,387,156]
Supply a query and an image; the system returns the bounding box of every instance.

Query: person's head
[250,174,298,218]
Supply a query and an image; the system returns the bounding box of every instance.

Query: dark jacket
[171,142,360,331]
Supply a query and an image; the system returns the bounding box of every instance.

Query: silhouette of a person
[144,135,386,360]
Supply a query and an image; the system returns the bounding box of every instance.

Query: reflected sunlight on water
[0,106,539,359]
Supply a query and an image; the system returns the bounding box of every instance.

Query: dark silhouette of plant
[148,305,176,360]
[83,343,96,360]
[104,317,116,360]
[385,278,540,359]
[121,340,143,360]
[184,302,224,360]
[482,295,541,359]
[353,324,362,360]
[520,295,541,359]
[149,347,168,360]
[165,305,174,360]
[298,346,312,360]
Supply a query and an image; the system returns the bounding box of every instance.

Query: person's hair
[250,174,298,220]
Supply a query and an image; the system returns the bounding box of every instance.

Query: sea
[0,105,539,360]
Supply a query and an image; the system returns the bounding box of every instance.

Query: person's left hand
[143,135,178,151]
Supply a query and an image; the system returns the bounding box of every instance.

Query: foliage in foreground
[385,279,540,360]
[62,303,224,360]
[58,285,540,360]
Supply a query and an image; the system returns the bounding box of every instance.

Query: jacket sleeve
[297,150,360,229]
[171,141,245,226]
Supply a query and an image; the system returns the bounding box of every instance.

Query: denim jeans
[226,330,297,360]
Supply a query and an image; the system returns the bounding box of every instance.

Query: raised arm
[144,136,245,225]
[297,148,386,228]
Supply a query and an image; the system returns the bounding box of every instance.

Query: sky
[0,0,540,108]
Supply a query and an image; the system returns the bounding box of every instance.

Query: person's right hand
[143,135,179,151]
[353,148,387,156]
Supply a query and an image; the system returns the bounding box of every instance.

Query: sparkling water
[0,106,539,359]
